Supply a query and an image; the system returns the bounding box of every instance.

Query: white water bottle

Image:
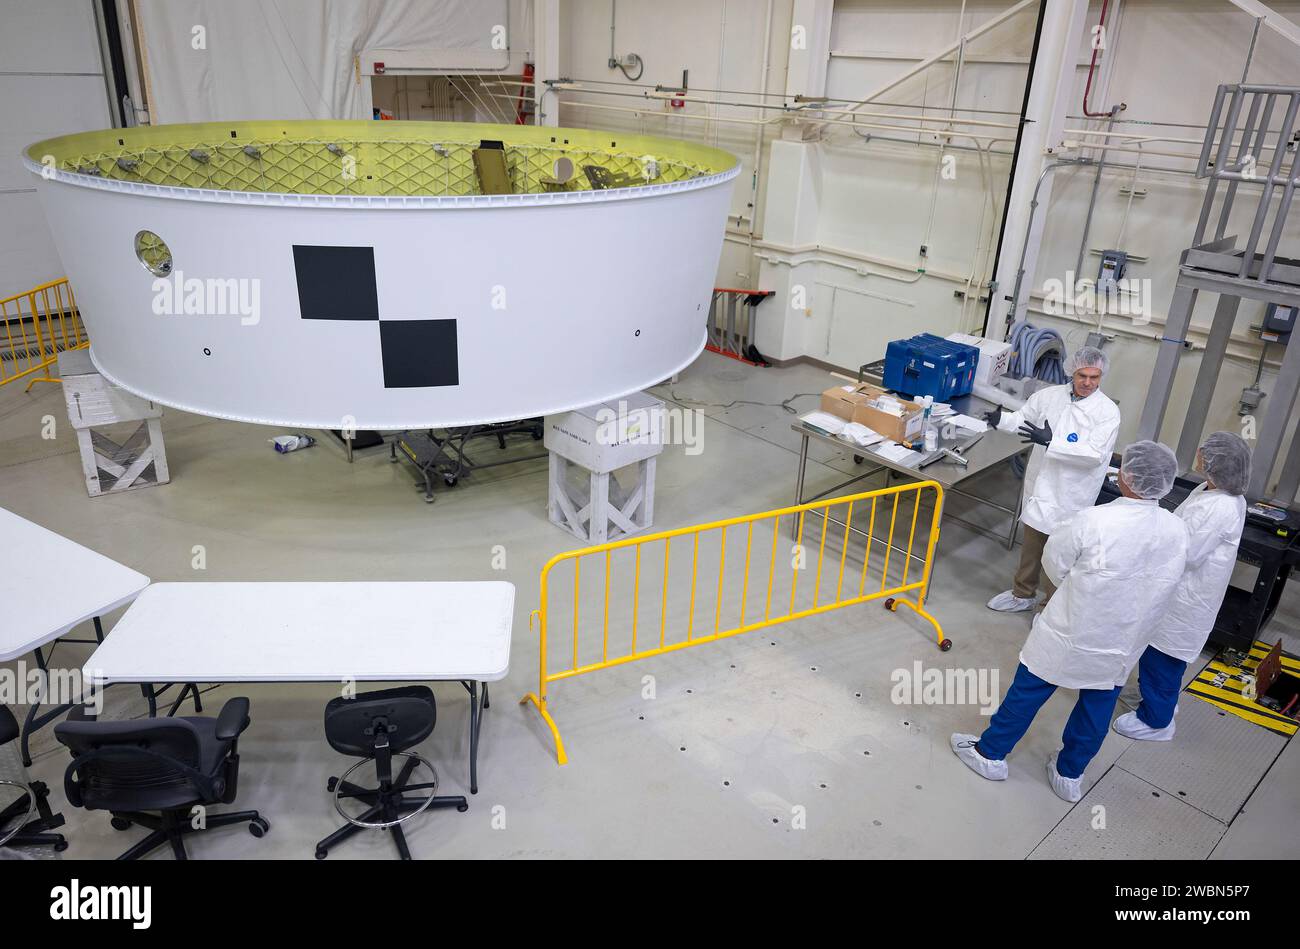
[271,433,316,453]
[921,396,937,452]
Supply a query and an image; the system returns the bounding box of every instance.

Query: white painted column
[533,0,560,127]
[745,0,833,362]
[755,141,822,361]
[786,0,833,98]
[989,0,1091,340]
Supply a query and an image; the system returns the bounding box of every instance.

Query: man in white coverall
[984,347,1121,612]
[951,441,1187,802]
[1114,432,1251,741]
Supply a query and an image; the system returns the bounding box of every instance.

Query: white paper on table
[839,422,883,447]
[930,402,954,417]
[801,411,847,434]
[948,413,988,433]
[874,441,923,466]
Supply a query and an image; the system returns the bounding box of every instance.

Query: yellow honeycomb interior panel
[26,120,738,198]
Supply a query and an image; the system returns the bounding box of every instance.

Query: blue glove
[1018,419,1052,447]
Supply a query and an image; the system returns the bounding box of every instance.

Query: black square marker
[379,320,459,388]
[293,245,380,320]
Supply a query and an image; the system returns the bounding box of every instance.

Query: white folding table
[0,506,153,766]
[84,581,515,793]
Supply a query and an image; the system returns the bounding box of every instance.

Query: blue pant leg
[1057,685,1123,779]
[976,663,1057,761]
[1136,645,1186,730]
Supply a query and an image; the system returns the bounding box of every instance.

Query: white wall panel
[0,0,103,74]
[0,0,109,296]
[0,191,68,289]
[0,76,115,192]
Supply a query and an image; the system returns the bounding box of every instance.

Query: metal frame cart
[392,419,546,502]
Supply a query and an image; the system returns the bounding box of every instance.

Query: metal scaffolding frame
[1137,83,1300,503]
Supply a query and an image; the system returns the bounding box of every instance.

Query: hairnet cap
[1121,440,1178,500]
[1065,346,1110,376]
[1200,431,1252,496]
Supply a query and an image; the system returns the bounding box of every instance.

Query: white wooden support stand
[548,453,657,544]
[58,350,169,498]
[545,392,664,544]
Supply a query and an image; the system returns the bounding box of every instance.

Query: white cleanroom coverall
[997,385,1121,535]
[1147,483,1247,663]
[1022,496,1187,691]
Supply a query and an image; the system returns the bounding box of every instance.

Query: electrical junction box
[1097,250,1128,291]
[1263,303,1295,343]
[545,391,664,474]
[945,332,1012,386]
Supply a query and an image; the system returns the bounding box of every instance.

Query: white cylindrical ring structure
[25,120,738,429]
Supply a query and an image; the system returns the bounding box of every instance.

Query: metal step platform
[392,419,545,503]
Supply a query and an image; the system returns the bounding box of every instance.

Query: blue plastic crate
[883,333,979,401]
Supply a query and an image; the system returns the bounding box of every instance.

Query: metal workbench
[790,394,1029,592]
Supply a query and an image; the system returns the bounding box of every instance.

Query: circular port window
[134,230,173,277]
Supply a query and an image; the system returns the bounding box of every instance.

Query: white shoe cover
[1045,754,1083,803]
[1113,710,1176,741]
[986,590,1037,612]
[950,733,1008,781]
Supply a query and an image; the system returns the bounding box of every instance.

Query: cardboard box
[820,383,924,444]
[820,383,871,421]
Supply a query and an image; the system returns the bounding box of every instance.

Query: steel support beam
[1174,294,1241,470]
[1137,279,1198,442]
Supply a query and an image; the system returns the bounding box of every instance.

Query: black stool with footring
[0,705,67,853]
[315,686,467,860]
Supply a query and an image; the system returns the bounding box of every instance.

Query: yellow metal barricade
[0,278,86,391]
[522,480,948,764]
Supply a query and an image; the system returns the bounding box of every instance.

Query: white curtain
[134,0,513,123]
[361,0,515,72]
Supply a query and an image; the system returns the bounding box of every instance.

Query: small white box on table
[945,332,1012,385]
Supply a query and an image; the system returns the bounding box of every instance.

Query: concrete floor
[1,349,1297,859]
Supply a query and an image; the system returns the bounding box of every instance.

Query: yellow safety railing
[0,278,86,391]
[522,480,948,764]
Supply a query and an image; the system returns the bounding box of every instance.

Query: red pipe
[1082,0,1111,118]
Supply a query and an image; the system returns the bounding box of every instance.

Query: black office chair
[0,705,67,853]
[55,697,269,860]
[315,686,467,860]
